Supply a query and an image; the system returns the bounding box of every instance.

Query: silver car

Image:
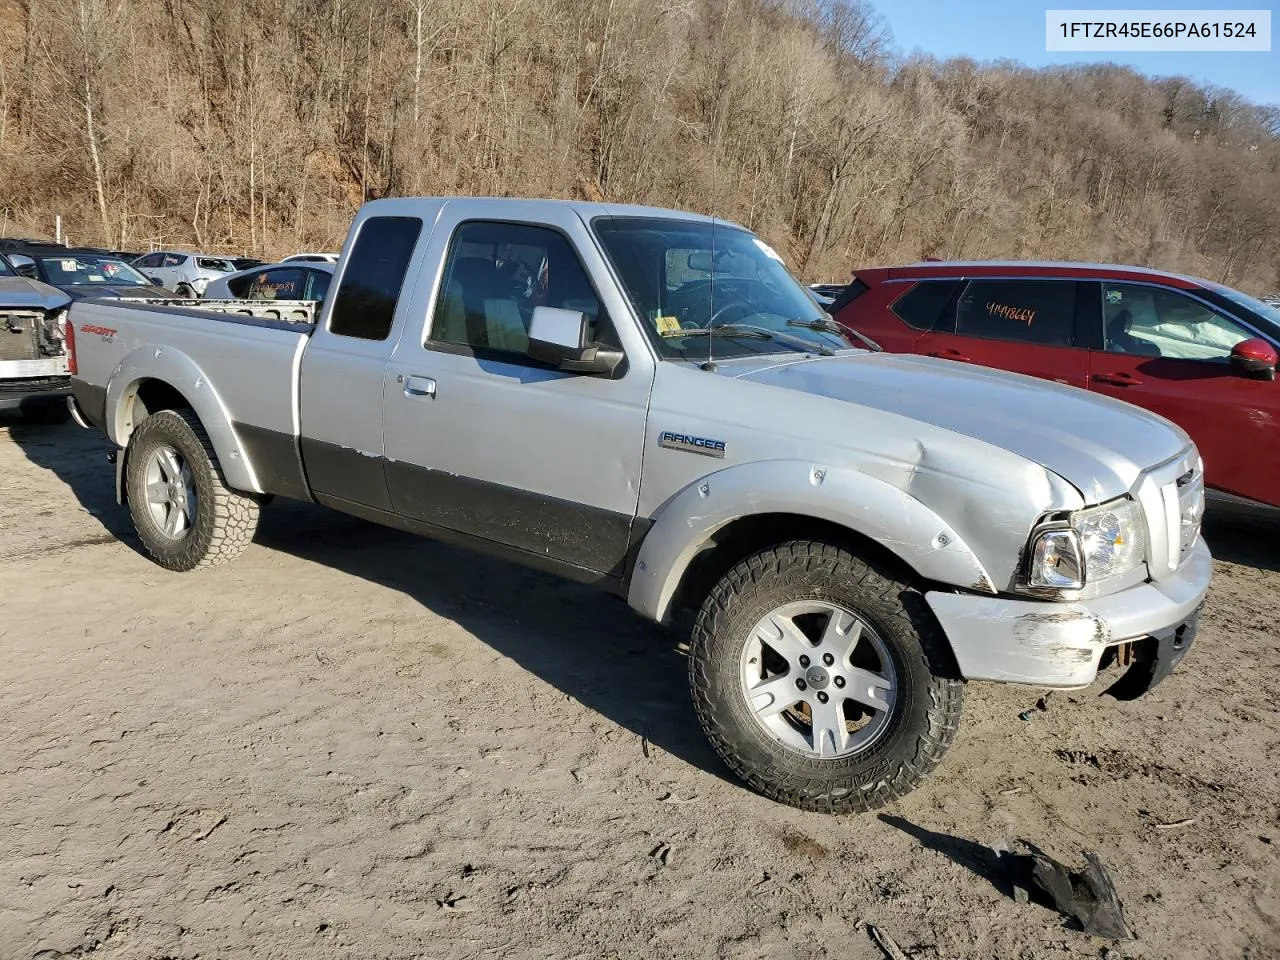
[132,251,238,297]
[201,261,334,302]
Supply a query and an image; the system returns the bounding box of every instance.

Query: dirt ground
[1,415,1276,960]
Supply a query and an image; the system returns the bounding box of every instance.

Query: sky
[879,2,1279,108]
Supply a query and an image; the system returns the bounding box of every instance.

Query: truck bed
[69,297,316,494]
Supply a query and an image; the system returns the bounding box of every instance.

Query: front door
[1087,280,1280,507]
[914,278,1091,388]
[382,207,653,578]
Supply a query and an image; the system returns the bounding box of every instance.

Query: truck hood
[0,277,73,310]
[61,284,167,300]
[734,352,1190,502]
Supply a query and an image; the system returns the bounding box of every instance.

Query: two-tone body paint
[67,197,1211,690]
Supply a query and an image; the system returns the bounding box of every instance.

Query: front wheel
[688,540,964,813]
[125,408,260,571]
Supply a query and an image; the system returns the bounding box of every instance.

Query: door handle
[403,375,437,398]
[927,349,970,362]
[1093,372,1142,387]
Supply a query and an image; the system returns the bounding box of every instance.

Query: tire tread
[688,540,964,814]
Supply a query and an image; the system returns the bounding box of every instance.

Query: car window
[162,253,186,267]
[245,268,305,300]
[429,220,618,359]
[36,255,150,286]
[949,279,1076,346]
[306,270,332,302]
[328,216,422,341]
[197,257,234,272]
[1103,282,1251,361]
[890,279,961,330]
[136,253,161,268]
[226,273,255,298]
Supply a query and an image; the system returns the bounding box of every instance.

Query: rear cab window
[328,217,424,341]
[889,279,962,330]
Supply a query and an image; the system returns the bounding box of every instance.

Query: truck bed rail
[114,297,317,324]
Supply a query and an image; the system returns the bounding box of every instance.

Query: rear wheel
[174,282,194,298]
[688,540,964,813]
[125,409,259,570]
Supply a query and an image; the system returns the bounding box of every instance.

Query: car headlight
[1026,498,1144,591]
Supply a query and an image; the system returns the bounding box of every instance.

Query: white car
[201,261,335,302]
[280,253,340,264]
[132,251,238,297]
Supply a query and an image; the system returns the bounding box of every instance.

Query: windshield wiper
[679,323,834,357]
[787,316,882,352]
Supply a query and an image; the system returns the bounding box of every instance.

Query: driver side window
[428,221,618,360]
[1103,283,1250,361]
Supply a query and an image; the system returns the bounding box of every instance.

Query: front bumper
[0,375,72,412]
[925,537,1211,690]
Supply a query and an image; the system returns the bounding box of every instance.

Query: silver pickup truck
[67,197,1210,813]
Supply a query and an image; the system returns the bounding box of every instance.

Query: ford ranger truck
[66,198,1210,813]
[0,254,73,422]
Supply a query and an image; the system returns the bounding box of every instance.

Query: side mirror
[150,276,164,286]
[1230,338,1278,381]
[9,255,36,279]
[528,306,623,376]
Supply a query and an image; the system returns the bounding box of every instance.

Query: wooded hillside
[1,0,1277,292]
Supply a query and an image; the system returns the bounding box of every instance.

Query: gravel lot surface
[1,416,1276,959]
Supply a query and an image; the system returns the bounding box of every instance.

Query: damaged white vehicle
[66,197,1209,812]
[0,254,72,422]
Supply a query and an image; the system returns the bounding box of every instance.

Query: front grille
[1135,448,1202,579]
[1176,468,1205,558]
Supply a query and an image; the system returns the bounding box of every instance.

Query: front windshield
[37,255,150,286]
[1208,282,1280,330]
[592,216,849,360]
[0,256,13,278]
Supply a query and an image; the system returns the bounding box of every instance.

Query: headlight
[1074,498,1143,581]
[1025,498,1144,592]
[1028,529,1084,589]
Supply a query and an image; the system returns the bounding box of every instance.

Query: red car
[829,261,1280,512]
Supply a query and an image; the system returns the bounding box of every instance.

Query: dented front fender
[627,459,998,624]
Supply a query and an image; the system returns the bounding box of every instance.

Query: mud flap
[110,447,126,505]
[1103,605,1202,700]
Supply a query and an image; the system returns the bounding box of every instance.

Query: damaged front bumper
[925,537,1210,694]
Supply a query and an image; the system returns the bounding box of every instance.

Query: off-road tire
[689,540,964,813]
[125,408,259,571]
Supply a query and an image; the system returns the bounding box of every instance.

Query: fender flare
[105,344,261,493]
[626,459,996,624]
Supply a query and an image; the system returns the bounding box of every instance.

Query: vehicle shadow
[2,413,137,545]
[1201,511,1280,574]
[250,499,728,783]
[5,414,728,784]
